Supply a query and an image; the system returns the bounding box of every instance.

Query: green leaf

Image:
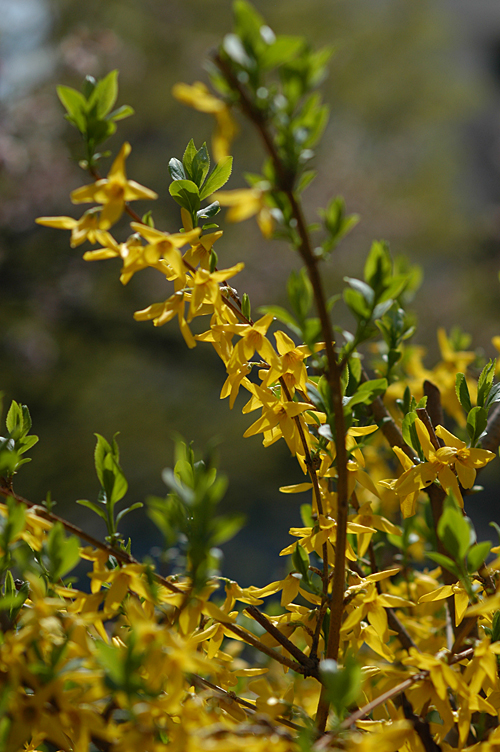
[233,0,266,44]
[466,405,488,446]
[320,655,362,717]
[94,433,128,507]
[88,70,118,119]
[223,33,253,67]
[401,412,421,455]
[17,434,38,455]
[343,278,374,307]
[56,85,87,132]
[320,196,359,252]
[191,143,211,188]
[492,611,500,642]
[257,305,300,336]
[343,288,371,320]
[288,268,313,322]
[302,318,322,349]
[343,379,387,412]
[467,541,491,573]
[169,180,201,214]
[437,504,472,563]
[182,139,198,179]
[115,502,144,525]
[76,499,108,521]
[209,249,218,273]
[102,456,128,507]
[300,504,314,527]
[168,158,186,181]
[485,382,500,410]
[477,360,496,408]
[200,156,233,200]
[297,170,317,194]
[45,522,80,581]
[260,36,304,69]
[94,434,114,488]
[6,401,32,439]
[1,496,26,548]
[108,104,134,122]
[426,551,461,579]
[364,240,392,294]
[196,202,220,220]
[455,373,472,414]
[292,542,310,581]
[211,513,246,545]
[490,521,500,546]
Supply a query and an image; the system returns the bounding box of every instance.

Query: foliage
[2,2,500,750]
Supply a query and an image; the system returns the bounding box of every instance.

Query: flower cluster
[11,2,500,750]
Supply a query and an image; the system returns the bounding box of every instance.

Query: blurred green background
[2,0,500,585]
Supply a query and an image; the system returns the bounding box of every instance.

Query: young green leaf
[467,541,491,573]
[455,373,472,414]
[466,405,488,447]
[200,157,233,200]
[191,143,211,188]
[168,158,186,181]
[56,85,87,132]
[88,70,119,119]
[169,180,201,215]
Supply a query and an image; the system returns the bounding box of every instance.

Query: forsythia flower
[35,207,106,247]
[70,142,158,229]
[213,186,274,238]
[382,418,494,513]
[134,289,196,348]
[172,81,239,161]
[187,263,244,321]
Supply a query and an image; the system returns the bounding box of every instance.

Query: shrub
[1,3,500,750]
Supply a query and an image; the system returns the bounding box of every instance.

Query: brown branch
[423,381,444,436]
[338,647,474,733]
[481,403,500,454]
[245,605,319,676]
[0,483,183,595]
[400,693,442,752]
[223,620,310,674]
[190,674,303,732]
[416,408,440,451]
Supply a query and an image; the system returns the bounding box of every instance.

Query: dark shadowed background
[2,0,500,586]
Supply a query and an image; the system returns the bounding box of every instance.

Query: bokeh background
[2,0,500,586]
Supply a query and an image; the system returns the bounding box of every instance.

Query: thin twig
[190,674,303,732]
[338,647,473,732]
[245,605,319,676]
[0,483,182,595]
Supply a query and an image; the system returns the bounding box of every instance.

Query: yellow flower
[134,289,196,348]
[70,142,158,229]
[418,581,470,626]
[261,330,309,392]
[195,306,239,364]
[225,313,278,371]
[35,207,106,247]
[187,263,244,321]
[172,81,239,161]
[129,222,202,282]
[341,580,413,643]
[383,418,494,512]
[213,186,274,238]
[242,381,312,456]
